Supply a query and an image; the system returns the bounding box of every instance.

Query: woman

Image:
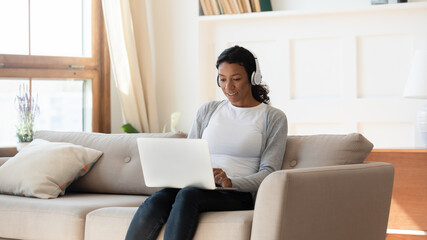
[126,45,288,240]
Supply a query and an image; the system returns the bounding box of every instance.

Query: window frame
[0,0,110,133]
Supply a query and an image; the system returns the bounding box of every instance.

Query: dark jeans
[125,187,254,240]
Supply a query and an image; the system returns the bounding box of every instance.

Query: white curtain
[101,0,159,133]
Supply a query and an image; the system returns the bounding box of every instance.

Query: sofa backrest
[34,131,373,195]
[34,131,187,195]
[281,133,374,170]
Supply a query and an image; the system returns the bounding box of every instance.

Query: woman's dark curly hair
[216,45,270,104]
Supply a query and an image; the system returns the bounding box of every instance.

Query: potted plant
[15,84,39,151]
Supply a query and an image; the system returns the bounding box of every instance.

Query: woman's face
[218,62,258,107]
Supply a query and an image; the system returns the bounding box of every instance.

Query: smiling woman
[125,45,288,240]
[216,45,270,107]
[217,62,257,107]
[0,0,110,146]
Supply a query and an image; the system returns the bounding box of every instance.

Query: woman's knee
[175,187,203,204]
[143,188,179,209]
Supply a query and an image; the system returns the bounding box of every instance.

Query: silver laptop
[137,138,237,190]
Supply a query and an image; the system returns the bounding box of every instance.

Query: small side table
[365,149,427,240]
[0,147,17,158]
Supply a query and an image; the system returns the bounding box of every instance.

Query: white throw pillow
[0,139,103,199]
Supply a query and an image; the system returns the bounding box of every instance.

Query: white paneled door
[198,3,427,148]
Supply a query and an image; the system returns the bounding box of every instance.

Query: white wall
[110,0,427,141]
[198,2,427,148]
[149,0,199,133]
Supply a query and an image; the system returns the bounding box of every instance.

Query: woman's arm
[229,107,288,192]
[188,101,223,139]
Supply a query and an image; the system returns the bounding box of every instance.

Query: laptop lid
[137,138,216,190]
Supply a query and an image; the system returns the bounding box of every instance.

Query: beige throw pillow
[282,133,374,169]
[0,139,103,199]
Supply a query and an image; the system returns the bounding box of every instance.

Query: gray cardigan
[188,100,288,193]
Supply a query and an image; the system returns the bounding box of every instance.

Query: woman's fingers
[213,168,224,177]
[212,168,232,187]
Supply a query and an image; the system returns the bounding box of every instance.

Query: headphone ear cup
[251,71,262,85]
[248,49,262,85]
[251,72,256,85]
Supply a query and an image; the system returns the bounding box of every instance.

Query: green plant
[121,123,140,133]
[15,84,39,142]
[122,112,182,134]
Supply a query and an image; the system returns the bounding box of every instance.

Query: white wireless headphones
[248,49,262,86]
[216,47,262,87]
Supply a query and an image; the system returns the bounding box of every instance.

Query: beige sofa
[0,131,394,240]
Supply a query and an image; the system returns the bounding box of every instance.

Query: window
[0,0,110,146]
[32,79,92,132]
[0,0,92,57]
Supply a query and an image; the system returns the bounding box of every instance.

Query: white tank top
[201,101,266,178]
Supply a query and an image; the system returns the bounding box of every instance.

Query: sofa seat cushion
[0,193,147,240]
[85,207,253,240]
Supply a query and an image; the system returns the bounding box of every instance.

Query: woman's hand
[213,168,232,188]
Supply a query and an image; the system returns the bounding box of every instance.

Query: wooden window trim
[0,0,110,133]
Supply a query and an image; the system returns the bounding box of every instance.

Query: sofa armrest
[251,162,394,240]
